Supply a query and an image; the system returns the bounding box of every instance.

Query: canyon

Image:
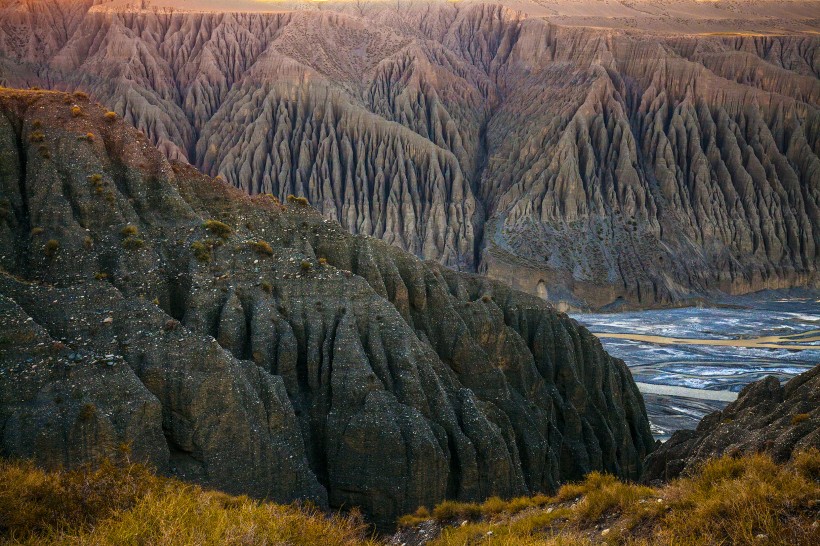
[1,0,817,309]
[0,88,653,527]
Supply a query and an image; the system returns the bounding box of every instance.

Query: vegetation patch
[122,237,145,250]
[791,413,810,425]
[248,240,273,256]
[0,458,378,546]
[401,450,820,546]
[287,194,310,206]
[44,239,60,258]
[191,241,213,263]
[203,219,232,238]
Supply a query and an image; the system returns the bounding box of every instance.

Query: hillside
[0,88,653,527]
[2,450,818,544]
[1,0,818,308]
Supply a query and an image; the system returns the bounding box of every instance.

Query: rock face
[1,0,817,309]
[0,89,653,526]
[643,364,820,482]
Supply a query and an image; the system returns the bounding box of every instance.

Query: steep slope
[0,89,653,526]
[2,0,818,309]
[643,363,820,481]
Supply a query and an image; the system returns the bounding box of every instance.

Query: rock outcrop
[1,1,818,309]
[643,363,820,482]
[0,89,653,527]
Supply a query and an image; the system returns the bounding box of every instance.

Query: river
[571,290,820,441]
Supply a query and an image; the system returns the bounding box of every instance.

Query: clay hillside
[0,88,654,527]
[1,0,818,309]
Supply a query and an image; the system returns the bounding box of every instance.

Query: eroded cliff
[0,89,653,526]
[2,0,817,308]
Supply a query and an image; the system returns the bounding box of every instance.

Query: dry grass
[203,219,232,238]
[0,459,379,546]
[120,225,138,237]
[43,239,59,258]
[405,450,820,546]
[248,239,273,256]
[2,452,817,546]
[792,413,810,425]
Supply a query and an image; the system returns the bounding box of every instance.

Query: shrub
[318,257,328,266]
[83,236,93,249]
[120,225,138,237]
[71,105,82,117]
[203,219,232,238]
[104,111,117,121]
[261,281,272,294]
[78,403,96,421]
[191,241,211,263]
[31,227,44,236]
[73,91,89,100]
[44,239,60,258]
[791,413,810,425]
[481,294,492,303]
[287,195,310,206]
[84,132,95,141]
[300,260,312,272]
[122,238,144,250]
[94,272,109,280]
[249,240,273,256]
[29,131,45,143]
[398,506,431,528]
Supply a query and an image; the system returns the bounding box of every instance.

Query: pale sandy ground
[594,329,820,351]
[634,382,738,402]
[87,0,820,34]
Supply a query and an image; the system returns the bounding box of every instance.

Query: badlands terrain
[0,0,818,309]
[0,88,653,526]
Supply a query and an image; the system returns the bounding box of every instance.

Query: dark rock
[0,89,652,527]
[643,364,820,482]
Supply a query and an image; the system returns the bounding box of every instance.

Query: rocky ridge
[1,1,818,308]
[643,363,820,482]
[0,89,653,526]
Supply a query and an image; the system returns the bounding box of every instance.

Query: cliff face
[643,364,820,482]
[0,90,653,526]
[1,1,817,309]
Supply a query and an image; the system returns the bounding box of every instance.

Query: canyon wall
[1,0,817,308]
[0,89,653,526]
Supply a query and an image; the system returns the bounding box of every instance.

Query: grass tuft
[249,240,273,256]
[120,225,138,237]
[203,219,232,238]
[791,413,810,425]
[44,239,59,258]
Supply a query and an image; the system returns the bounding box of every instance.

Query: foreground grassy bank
[1,451,818,545]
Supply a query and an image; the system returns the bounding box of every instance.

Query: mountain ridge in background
[2,0,818,310]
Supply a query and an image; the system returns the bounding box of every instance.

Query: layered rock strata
[0,89,654,526]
